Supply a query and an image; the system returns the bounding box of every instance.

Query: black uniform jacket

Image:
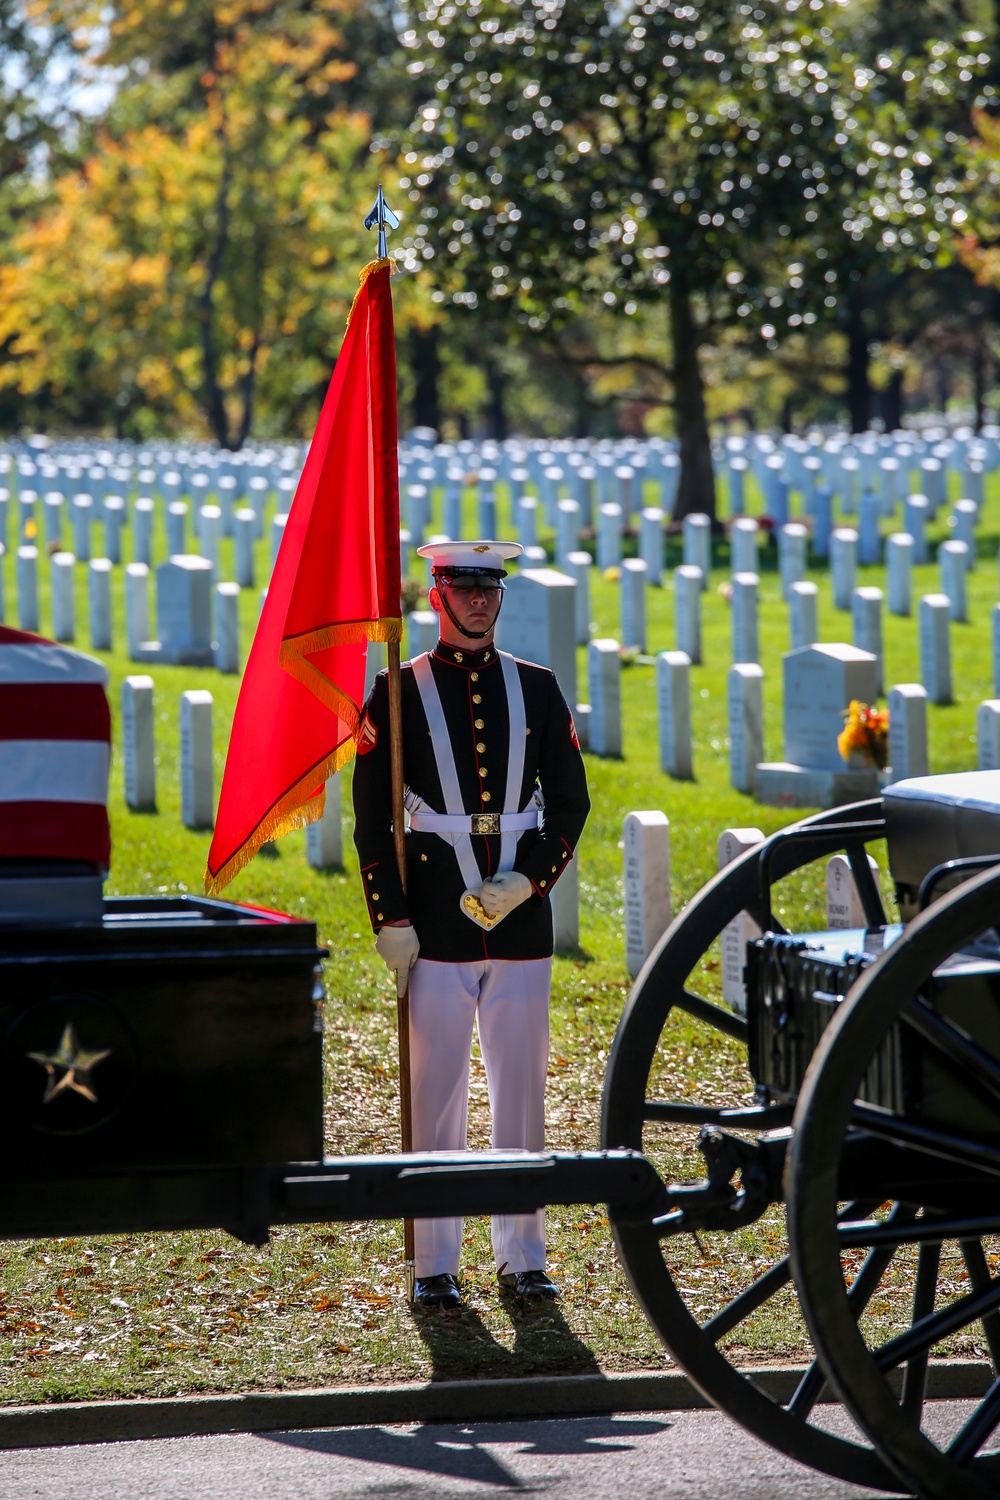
[352,638,590,962]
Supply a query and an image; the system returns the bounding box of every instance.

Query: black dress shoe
[498,1268,560,1301]
[412,1273,464,1309]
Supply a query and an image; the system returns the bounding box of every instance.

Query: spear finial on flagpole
[364,184,400,260]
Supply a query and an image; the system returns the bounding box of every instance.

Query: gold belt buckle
[470,813,500,835]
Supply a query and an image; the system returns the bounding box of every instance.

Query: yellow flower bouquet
[838,700,890,772]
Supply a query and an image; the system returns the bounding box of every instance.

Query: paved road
[0,1407,919,1500]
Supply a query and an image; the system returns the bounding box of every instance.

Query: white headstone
[886,532,913,617]
[200,504,222,577]
[556,498,580,568]
[50,551,75,642]
[214,581,240,674]
[133,497,154,567]
[166,500,187,556]
[125,561,150,659]
[587,638,622,757]
[234,507,256,588]
[674,564,702,664]
[43,493,64,549]
[993,604,1000,698]
[731,571,759,665]
[155,555,214,665]
[904,494,929,564]
[121,675,156,811]
[623,810,671,978]
[517,496,539,550]
[784,643,878,768]
[718,828,765,1013]
[730,517,758,575]
[498,568,577,709]
[826,853,880,929]
[566,550,592,646]
[789,579,818,651]
[598,502,622,571]
[954,498,977,567]
[978,701,1000,771]
[727,662,764,793]
[364,639,387,699]
[306,773,343,868]
[550,853,579,950]
[918,593,952,705]
[640,507,665,585]
[71,495,92,562]
[406,609,438,660]
[683,513,711,588]
[87,557,112,651]
[656,650,693,779]
[887,683,928,782]
[939,539,968,622]
[180,689,214,830]
[851,586,883,695]
[620,557,648,652]
[858,491,882,566]
[831,528,858,611]
[778,522,807,601]
[103,495,125,564]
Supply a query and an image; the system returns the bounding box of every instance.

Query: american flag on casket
[0,624,111,873]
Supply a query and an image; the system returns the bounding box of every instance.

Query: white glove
[375,923,420,997]
[479,871,533,917]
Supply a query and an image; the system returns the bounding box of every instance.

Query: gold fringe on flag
[346,257,396,328]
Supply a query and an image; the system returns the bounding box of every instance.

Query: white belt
[409,810,539,836]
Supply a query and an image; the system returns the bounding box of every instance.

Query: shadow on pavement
[261,1415,672,1488]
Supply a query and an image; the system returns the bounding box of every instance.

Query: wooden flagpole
[366,184,414,1298]
[386,636,415,1299]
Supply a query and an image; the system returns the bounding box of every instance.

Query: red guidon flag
[206,259,401,895]
[0,625,111,869]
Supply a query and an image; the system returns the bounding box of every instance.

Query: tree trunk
[483,353,507,441]
[668,275,715,520]
[780,396,793,435]
[409,324,441,435]
[972,331,987,433]
[882,368,904,433]
[845,297,871,433]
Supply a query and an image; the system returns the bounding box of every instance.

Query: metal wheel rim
[788,862,1000,1500]
[601,799,902,1490]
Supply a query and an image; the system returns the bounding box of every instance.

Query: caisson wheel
[788,862,1000,1500]
[602,797,906,1491]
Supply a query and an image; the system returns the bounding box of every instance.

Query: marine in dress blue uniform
[352,541,590,1307]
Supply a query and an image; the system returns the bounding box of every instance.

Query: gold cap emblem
[473,545,490,552]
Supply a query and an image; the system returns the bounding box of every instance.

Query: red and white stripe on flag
[0,625,112,869]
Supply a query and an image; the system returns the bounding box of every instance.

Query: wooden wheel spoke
[901,1241,941,1421]
[701,1256,792,1343]
[947,1376,1000,1466]
[850,1103,1000,1179]
[874,1276,1000,1374]
[961,1240,1000,1373]
[904,999,1000,1111]
[847,843,887,929]
[838,1214,1000,1250]
[676,988,748,1044]
[643,1100,794,1129]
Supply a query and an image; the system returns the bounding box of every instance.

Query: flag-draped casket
[0,624,111,870]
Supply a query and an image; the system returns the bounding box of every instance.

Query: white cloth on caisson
[408,955,551,1278]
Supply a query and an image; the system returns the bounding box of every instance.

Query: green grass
[0,461,996,1403]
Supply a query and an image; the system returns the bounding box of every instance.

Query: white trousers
[408,955,552,1278]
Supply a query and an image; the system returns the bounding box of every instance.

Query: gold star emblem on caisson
[28,1024,111,1106]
